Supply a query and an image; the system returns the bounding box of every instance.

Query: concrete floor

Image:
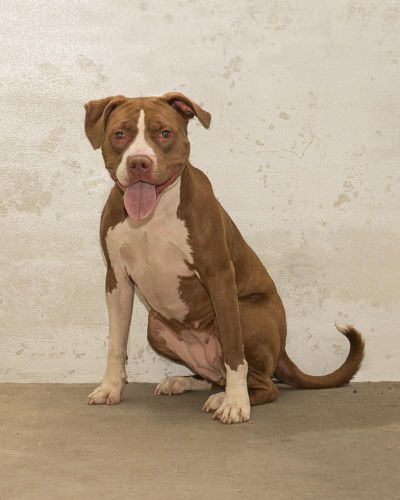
[0,382,399,500]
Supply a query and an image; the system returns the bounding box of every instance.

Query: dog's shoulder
[179,164,221,221]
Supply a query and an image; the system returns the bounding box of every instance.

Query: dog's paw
[203,391,250,424]
[87,380,125,405]
[203,392,226,412]
[155,376,212,395]
[155,376,191,395]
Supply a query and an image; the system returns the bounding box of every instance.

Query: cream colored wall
[1,1,399,383]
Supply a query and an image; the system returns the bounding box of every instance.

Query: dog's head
[84,92,211,220]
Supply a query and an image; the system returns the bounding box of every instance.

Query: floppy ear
[84,95,126,149]
[162,92,211,129]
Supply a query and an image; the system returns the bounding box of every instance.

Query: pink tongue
[124,182,157,220]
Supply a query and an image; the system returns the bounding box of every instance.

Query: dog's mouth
[117,166,183,221]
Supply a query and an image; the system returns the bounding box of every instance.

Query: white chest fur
[105,178,194,322]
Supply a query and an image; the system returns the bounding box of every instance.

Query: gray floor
[1,382,399,500]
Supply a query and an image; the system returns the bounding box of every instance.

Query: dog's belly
[148,311,226,384]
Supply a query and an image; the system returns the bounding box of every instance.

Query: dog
[84,92,364,424]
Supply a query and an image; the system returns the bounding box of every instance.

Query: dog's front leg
[202,262,250,423]
[87,270,134,405]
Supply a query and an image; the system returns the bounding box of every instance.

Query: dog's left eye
[113,130,126,140]
[158,130,172,141]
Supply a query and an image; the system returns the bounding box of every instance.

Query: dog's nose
[127,155,154,171]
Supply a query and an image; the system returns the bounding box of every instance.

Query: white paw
[203,391,251,424]
[155,376,190,395]
[203,392,226,412]
[87,380,125,405]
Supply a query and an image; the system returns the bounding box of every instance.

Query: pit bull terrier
[84,92,364,424]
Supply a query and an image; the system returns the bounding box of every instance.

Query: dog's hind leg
[147,310,219,395]
[147,310,186,365]
[240,297,285,406]
[247,371,279,405]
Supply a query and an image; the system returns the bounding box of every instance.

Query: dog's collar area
[116,180,127,192]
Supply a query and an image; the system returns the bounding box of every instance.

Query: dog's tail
[275,323,365,389]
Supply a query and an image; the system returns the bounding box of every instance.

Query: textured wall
[1,1,399,383]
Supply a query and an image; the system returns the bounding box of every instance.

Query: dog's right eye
[113,130,126,140]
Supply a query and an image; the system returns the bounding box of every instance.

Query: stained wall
[1,1,399,382]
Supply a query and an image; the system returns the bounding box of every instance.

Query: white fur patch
[105,177,194,321]
[116,109,156,186]
[87,280,133,405]
[203,360,250,424]
[155,376,212,395]
[225,361,249,401]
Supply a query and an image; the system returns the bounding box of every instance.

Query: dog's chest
[106,180,194,321]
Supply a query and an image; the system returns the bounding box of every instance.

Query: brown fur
[84,92,365,407]
[100,185,127,292]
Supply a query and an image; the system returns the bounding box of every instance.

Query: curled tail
[275,323,365,389]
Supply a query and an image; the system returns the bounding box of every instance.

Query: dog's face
[84,92,211,220]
